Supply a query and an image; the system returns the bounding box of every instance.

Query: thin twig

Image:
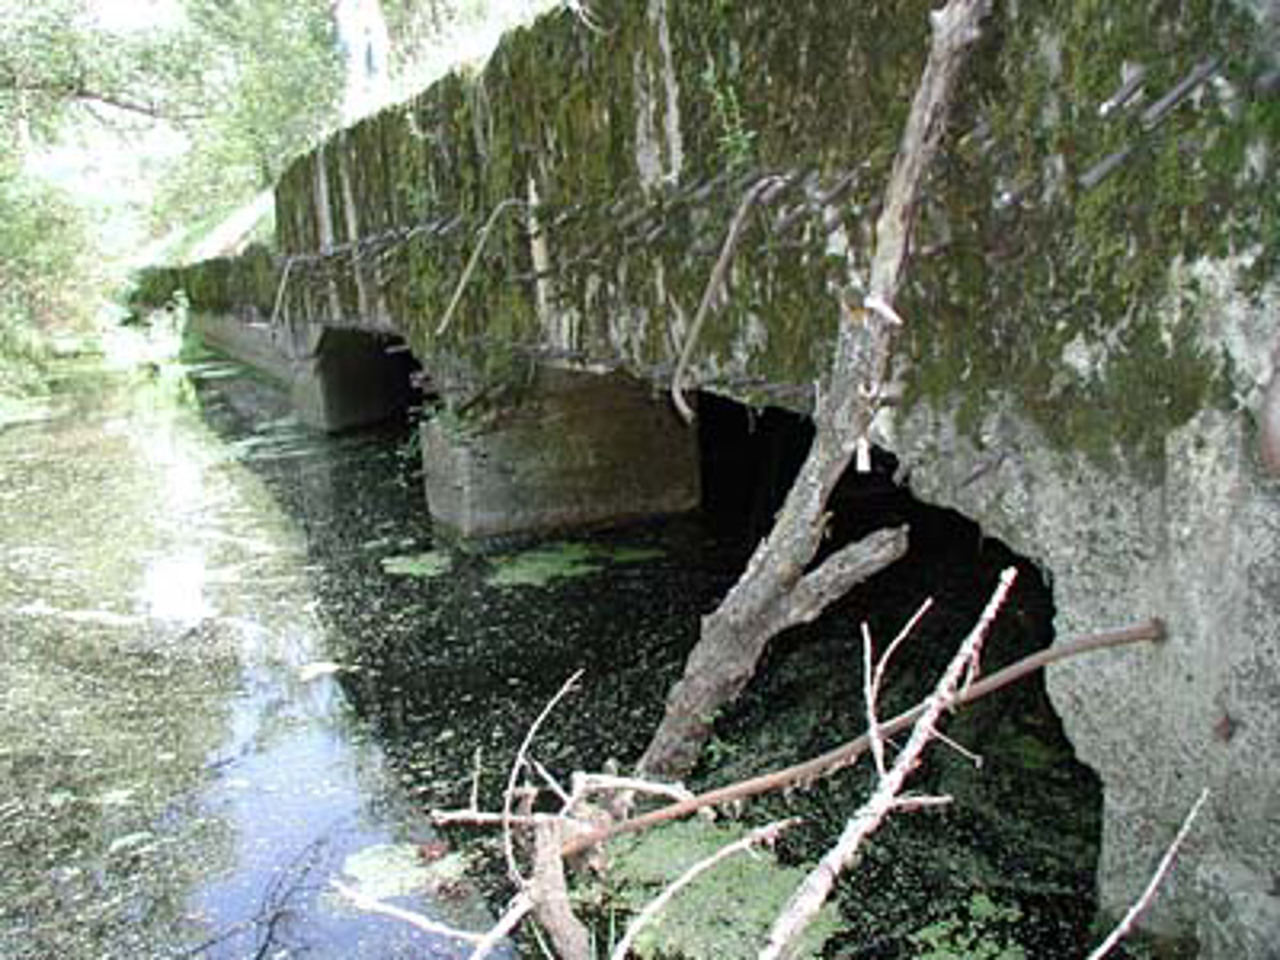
[470,746,483,812]
[503,670,584,887]
[761,567,1019,959]
[862,623,887,777]
[330,879,486,945]
[1085,787,1211,960]
[472,893,535,960]
[866,597,934,776]
[533,757,572,806]
[569,772,695,805]
[430,810,569,828]
[611,819,799,960]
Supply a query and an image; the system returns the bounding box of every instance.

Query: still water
[0,350,535,958]
[0,340,1102,958]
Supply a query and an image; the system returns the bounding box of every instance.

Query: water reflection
[0,356,502,959]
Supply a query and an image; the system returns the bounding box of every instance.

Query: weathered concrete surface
[192,312,298,387]
[893,260,1280,954]
[422,367,698,539]
[131,0,1280,951]
[192,312,413,433]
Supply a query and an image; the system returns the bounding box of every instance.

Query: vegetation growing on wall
[148,0,1279,475]
[903,0,1276,478]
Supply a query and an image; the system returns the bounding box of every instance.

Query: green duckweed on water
[581,819,840,960]
[485,542,665,588]
[380,550,454,578]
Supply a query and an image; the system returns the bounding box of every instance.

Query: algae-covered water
[0,352,507,958]
[0,342,1107,958]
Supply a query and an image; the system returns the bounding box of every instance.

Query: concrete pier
[421,368,698,540]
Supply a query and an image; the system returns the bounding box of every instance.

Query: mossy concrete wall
[422,367,698,539]
[136,0,1280,952]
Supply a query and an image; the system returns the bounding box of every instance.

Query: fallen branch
[611,819,799,960]
[473,893,535,960]
[531,818,591,959]
[639,0,996,783]
[330,879,487,946]
[1086,787,1210,960]
[762,566,1019,958]
[503,670,583,887]
[564,617,1165,858]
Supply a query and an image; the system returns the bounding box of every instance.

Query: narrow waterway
[0,348,510,958]
[1,337,1106,958]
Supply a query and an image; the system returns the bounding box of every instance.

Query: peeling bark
[639,0,994,781]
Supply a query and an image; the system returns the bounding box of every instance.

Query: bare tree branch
[503,670,583,887]
[761,566,1018,959]
[1086,788,1211,960]
[564,617,1165,859]
[639,0,995,782]
[0,75,207,122]
[330,879,487,946]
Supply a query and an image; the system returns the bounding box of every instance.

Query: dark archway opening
[693,389,1103,956]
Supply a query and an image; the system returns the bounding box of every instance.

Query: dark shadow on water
[190,371,1104,957]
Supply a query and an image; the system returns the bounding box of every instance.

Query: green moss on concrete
[902,0,1271,480]
[131,245,278,321]
[140,0,1279,479]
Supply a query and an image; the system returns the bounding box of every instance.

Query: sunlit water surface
[0,355,503,958]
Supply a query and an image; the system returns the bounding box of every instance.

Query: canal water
[0,335,1105,957]
[0,345,527,958]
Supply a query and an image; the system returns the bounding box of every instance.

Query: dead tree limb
[1086,787,1210,960]
[530,818,591,959]
[638,0,994,782]
[761,566,1018,959]
[564,617,1165,859]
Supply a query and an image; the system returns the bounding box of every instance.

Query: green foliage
[0,0,208,149]
[0,155,95,393]
[700,59,756,171]
[909,892,1028,960]
[151,0,345,229]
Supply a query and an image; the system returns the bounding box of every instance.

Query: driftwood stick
[564,617,1165,858]
[762,567,1018,958]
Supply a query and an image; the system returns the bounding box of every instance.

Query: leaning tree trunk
[638,0,994,781]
